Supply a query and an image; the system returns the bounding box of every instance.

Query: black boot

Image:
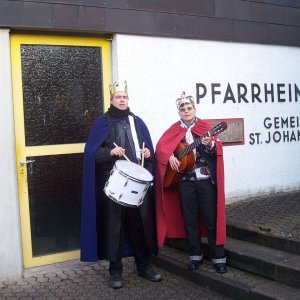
[214,263,227,274]
[188,259,203,270]
[109,273,123,289]
[137,264,162,282]
[212,257,227,274]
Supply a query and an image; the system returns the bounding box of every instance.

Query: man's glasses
[179,106,194,113]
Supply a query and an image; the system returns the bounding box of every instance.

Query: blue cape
[80,114,154,262]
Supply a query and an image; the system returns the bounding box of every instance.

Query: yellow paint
[24,251,80,269]
[11,34,111,268]
[26,144,85,157]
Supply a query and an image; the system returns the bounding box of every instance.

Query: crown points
[109,80,128,96]
[176,91,195,109]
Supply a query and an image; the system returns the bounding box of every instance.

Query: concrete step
[165,236,300,289]
[226,237,300,288]
[153,245,300,300]
[226,224,300,255]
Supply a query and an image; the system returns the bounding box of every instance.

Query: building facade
[0,0,299,280]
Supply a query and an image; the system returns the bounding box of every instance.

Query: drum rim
[114,160,153,183]
[105,192,143,207]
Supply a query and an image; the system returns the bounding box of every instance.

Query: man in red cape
[155,92,227,273]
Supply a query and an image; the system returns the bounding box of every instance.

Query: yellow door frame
[11,34,111,268]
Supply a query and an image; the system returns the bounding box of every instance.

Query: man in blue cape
[80,80,161,289]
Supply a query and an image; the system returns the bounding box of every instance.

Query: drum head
[115,160,153,182]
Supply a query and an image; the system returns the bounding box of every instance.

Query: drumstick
[113,143,131,162]
[141,142,145,168]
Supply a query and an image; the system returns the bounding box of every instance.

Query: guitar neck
[178,136,203,160]
[176,122,227,160]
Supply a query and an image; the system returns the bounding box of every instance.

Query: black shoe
[109,273,123,289]
[188,259,203,270]
[215,263,228,274]
[138,265,162,282]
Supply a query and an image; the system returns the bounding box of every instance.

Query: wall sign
[205,118,244,146]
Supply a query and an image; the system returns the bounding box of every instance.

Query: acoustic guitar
[163,121,228,188]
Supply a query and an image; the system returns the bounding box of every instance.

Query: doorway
[11,34,111,268]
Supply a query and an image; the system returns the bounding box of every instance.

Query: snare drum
[104,160,153,207]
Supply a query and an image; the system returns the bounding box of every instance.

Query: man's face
[178,103,196,124]
[110,91,129,110]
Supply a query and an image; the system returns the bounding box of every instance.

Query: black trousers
[179,179,225,259]
[109,206,150,275]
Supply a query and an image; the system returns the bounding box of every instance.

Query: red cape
[155,119,226,248]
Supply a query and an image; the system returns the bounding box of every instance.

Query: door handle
[20,159,35,166]
[20,159,35,175]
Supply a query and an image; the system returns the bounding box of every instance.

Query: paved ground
[1,190,299,299]
[0,258,230,299]
[226,190,300,241]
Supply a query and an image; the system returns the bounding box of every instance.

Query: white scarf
[180,118,196,157]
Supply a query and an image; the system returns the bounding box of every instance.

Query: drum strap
[128,115,142,161]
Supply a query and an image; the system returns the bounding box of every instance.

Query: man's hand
[141,147,151,159]
[110,145,126,157]
[169,154,181,172]
[201,136,212,148]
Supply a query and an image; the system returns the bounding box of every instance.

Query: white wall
[0,31,298,281]
[113,34,300,201]
[0,29,23,280]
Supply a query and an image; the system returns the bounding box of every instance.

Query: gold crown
[176,91,195,109]
[109,80,128,96]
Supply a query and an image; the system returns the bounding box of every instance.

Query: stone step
[165,236,300,289]
[226,237,300,288]
[153,245,300,300]
[226,224,300,255]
